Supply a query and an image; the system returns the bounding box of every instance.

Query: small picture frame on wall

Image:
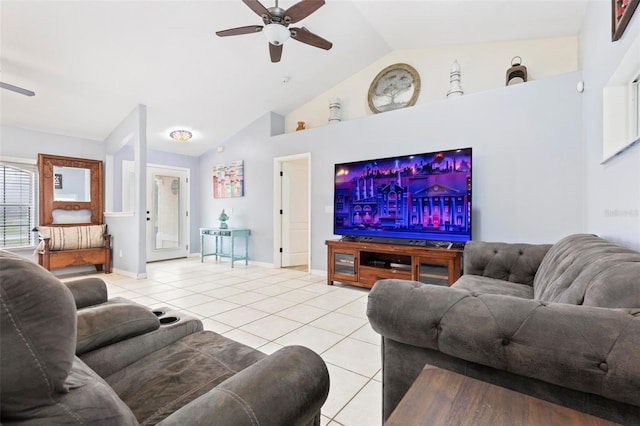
[612,0,640,41]
[213,160,244,199]
[54,173,62,189]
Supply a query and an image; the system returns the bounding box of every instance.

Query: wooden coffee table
[385,367,620,426]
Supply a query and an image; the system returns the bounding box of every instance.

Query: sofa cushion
[464,241,552,285]
[453,275,534,299]
[533,234,640,304]
[106,331,266,425]
[37,224,106,251]
[0,250,76,414]
[76,303,160,355]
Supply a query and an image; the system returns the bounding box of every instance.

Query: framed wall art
[213,160,244,199]
[368,63,421,114]
[612,0,639,41]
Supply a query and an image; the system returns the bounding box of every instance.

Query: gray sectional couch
[0,250,329,425]
[367,234,640,424]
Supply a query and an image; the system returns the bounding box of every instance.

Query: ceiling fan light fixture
[263,23,290,46]
[169,130,193,142]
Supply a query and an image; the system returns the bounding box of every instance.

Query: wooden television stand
[326,239,463,289]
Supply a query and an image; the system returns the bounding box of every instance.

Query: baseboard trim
[112,267,147,279]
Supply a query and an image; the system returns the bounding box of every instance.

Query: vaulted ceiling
[1,1,588,156]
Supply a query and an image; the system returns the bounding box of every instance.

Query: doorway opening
[145,164,189,262]
[273,153,311,272]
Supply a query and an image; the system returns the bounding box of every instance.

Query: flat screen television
[333,147,472,246]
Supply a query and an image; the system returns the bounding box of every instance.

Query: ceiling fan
[216,0,332,63]
[0,81,35,97]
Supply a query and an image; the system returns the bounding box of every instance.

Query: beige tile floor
[65,257,382,426]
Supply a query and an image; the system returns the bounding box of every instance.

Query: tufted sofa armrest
[463,241,552,285]
[63,277,108,309]
[367,279,640,407]
[157,345,330,426]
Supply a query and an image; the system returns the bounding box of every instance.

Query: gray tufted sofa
[367,234,640,425]
[0,250,329,425]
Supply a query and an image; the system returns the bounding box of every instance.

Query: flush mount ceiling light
[169,130,192,142]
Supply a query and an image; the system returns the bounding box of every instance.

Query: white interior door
[281,159,309,267]
[146,165,189,262]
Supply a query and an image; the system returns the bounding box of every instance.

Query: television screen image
[333,148,472,244]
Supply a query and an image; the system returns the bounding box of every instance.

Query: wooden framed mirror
[38,154,103,225]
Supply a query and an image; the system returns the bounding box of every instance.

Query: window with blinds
[0,162,36,248]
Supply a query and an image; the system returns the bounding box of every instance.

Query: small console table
[200,228,250,268]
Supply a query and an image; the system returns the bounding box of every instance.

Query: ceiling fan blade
[242,0,270,19]
[216,25,263,37]
[284,0,325,24]
[0,82,35,96]
[290,27,332,50]
[269,43,283,63]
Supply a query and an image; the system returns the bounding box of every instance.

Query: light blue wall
[0,125,203,259]
[103,105,147,276]
[10,28,638,275]
[198,113,277,262]
[111,144,134,212]
[580,1,640,250]
[0,126,104,160]
[53,166,88,201]
[198,72,585,272]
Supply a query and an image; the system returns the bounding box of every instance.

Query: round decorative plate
[368,63,421,114]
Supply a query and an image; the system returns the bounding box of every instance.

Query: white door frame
[146,163,190,262]
[273,153,311,269]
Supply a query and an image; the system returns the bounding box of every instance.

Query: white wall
[580,1,640,250]
[199,72,585,272]
[286,37,578,133]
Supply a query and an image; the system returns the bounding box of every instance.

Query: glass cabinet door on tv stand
[416,258,451,286]
[328,247,358,285]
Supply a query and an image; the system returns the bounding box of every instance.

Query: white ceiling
[0,0,589,157]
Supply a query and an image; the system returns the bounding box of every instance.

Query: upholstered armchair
[0,251,330,425]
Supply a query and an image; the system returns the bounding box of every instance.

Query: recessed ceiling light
[169,130,193,142]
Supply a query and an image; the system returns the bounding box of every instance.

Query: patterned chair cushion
[37,224,106,251]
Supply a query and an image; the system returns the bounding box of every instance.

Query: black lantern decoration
[506,56,528,86]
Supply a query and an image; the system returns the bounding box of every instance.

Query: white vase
[447,60,464,98]
[329,97,342,123]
